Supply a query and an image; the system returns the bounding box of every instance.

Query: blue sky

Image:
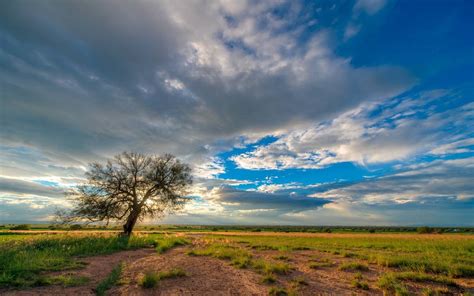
[0,0,473,225]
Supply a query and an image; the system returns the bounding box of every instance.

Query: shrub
[417,226,433,234]
[69,224,83,230]
[10,224,30,230]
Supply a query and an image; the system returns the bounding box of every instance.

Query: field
[0,230,473,295]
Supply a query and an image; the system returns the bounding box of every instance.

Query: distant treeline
[2,224,472,234]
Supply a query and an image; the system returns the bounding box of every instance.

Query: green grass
[273,254,289,261]
[187,243,253,268]
[155,236,189,254]
[308,261,334,269]
[251,259,292,274]
[188,242,291,274]
[338,262,369,271]
[351,278,369,290]
[156,268,187,280]
[139,268,186,289]
[206,234,474,277]
[140,271,159,289]
[0,233,164,287]
[36,275,90,287]
[95,263,123,296]
[290,276,308,286]
[261,273,276,284]
[378,274,410,296]
[268,286,288,296]
[390,272,457,286]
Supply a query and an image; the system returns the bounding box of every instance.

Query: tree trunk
[122,208,140,236]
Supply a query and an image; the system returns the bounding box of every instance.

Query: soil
[2,237,473,296]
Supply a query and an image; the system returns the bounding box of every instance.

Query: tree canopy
[62,152,192,235]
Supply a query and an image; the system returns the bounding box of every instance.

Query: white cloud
[354,0,387,15]
[232,91,473,170]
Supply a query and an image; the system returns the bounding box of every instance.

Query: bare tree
[63,152,192,236]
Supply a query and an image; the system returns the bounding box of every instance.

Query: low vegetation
[155,236,189,254]
[0,230,472,294]
[95,263,123,296]
[139,268,186,289]
[338,262,369,272]
[0,233,165,287]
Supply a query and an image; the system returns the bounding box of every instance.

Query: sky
[0,0,473,226]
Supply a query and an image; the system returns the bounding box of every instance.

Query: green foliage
[156,268,187,280]
[268,287,288,296]
[155,237,189,254]
[139,268,186,289]
[10,224,30,230]
[417,226,434,234]
[209,234,474,277]
[351,279,369,290]
[338,262,369,271]
[95,263,123,296]
[390,272,457,286]
[69,224,83,230]
[261,273,276,284]
[273,254,289,261]
[140,271,159,289]
[0,233,162,287]
[378,274,410,296]
[35,275,89,287]
[291,276,308,286]
[251,259,291,275]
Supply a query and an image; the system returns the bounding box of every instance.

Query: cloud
[354,0,387,15]
[316,157,474,203]
[209,186,330,213]
[0,177,65,198]
[232,90,473,170]
[0,0,414,177]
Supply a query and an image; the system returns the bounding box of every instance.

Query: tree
[62,152,192,236]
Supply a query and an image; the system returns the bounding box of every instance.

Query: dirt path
[1,248,155,296]
[111,247,266,295]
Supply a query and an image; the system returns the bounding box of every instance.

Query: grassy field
[0,230,473,295]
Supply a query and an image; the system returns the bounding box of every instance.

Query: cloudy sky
[1,0,473,225]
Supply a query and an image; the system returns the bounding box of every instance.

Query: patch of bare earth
[111,247,266,296]
[249,249,383,296]
[2,248,155,296]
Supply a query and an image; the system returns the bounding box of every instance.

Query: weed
[140,271,159,289]
[339,262,369,272]
[291,276,308,286]
[96,263,123,296]
[309,261,334,269]
[351,278,369,290]
[155,237,189,254]
[252,259,291,274]
[261,273,277,284]
[273,255,289,261]
[157,268,186,280]
[35,275,89,287]
[269,287,288,296]
[378,274,409,296]
[391,272,457,287]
